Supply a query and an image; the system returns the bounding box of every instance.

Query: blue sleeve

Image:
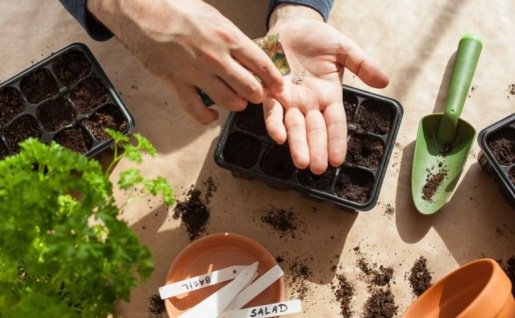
[59,0,113,41]
[267,0,335,26]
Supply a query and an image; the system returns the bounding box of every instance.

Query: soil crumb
[261,208,299,238]
[363,289,398,318]
[509,84,515,96]
[173,187,210,241]
[422,169,448,201]
[409,257,432,296]
[148,294,165,318]
[358,258,393,287]
[202,177,217,204]
[499,256,515,296]
[331,274,355,317]
[384,203,394,216]
[288,259,313,300]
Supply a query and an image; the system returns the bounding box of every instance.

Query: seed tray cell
[214,85,403,211]
[0,43,134,158]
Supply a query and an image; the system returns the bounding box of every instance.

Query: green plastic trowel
[412,34,483,215]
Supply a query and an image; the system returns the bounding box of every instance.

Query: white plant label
[221,300,302,318]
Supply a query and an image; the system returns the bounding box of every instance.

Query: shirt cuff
[267,0,335,27]
[59,0,113,41]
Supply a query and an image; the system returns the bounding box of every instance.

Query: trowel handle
[437,34,482,145]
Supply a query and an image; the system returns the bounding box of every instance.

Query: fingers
[198,77,248,112]
[263,97,287,144]
[220,59,267,104]
[324,102,347,167]
[284,108,310,169]
[172,82,219,124]
[335,35,389,88]
[305,110,328,174]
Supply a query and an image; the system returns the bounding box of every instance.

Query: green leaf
[118,169,144,190]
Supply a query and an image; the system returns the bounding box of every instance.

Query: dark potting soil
[53,126,93,154]
[202,176,218,205]
[408,256,432,296]
[334,167,374,203]
[363,289,398,318]
[37,97,75,131]
[0,141,9,159]
[422,169,448,201]
[148,294,165,318]
[288,260,313,300]
[344,93,358,123]
[331,274,355,317]
[0,87,25,126]
[499,256,515,297]
[71,78,109,114]
[235,103,267,136]
[358,258,393,287]
[384,204,394,216]
[19,69,59,104]
[83,104,128,140]
[357,100,394,135]
[260,144,295,180]
[173,188,210,241]
[347,134,385,169]
[223,132,261,168]
[487,127,515,166]
[261,208,298,238]
[52,50,91,87]
[297,167,335,191]
[4,115,42,151]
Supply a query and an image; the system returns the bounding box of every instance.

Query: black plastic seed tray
[0,43,134,159]
[214,85,403,211]
[477,113,515,207]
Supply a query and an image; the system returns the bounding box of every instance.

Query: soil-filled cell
[346,134,385,169]
[297,167,335,191]
[357,99,394,135]
[84,104,129,140]
[0,87,25,126]
[52,50,92,87]
[260,144,295,180]
[4,115,42,151]
[71,78,109,114]
[343,93,358,123]
[235,103,267,136]
[0,141,9,159]
[54,126,93,154]
[222,132,261,168]
[37,97,76,131]
[334,167,375,203]
[487,127,515,166]
[20,69,59,104]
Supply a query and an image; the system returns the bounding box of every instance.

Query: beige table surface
[1,1,514,317]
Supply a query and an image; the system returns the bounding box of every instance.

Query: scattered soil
[358,258,393,287]
[235,103,267,136]
[0,141,9,159]
[422,169,448,201]
[148,294,165,318]
[334,167,375,203]
[357,100,394,135]
[37,97,75,131]
[19,69,59,104]
[223,132,261,168]
[363,289,398,318]
[383,204,394,216]
[260,144,295,179]
[288,259,313,300]
[261,208,298,238]
[173,187,210,241]
[509,84,515,96]
[487,127,515,166]
[0,87,25,126]
[344,93,358,123]
[4,115,42,151]
[331,274,355,317]
[83,104,128,140]
[52,50,91,87]
[408,256,432,296]
[53,126,93,154]
[347,134,385,169]
[499,256,515,296]
[297,167,335,191]
[71,78,109,114]
[202,177,217,205]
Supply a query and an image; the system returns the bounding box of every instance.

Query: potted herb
[0,130,173,317]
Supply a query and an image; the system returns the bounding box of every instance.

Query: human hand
[265,4,389,174]
[87,0,284,124]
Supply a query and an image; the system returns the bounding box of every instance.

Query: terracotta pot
[403,258,514,318]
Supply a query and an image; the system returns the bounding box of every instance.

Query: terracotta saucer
[164,232,285,317]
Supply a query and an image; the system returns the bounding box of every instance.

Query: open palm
[264,18,389,174]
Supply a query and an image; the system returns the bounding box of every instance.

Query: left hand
[265,4,389,174]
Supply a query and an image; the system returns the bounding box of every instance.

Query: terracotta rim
[163,232,285,317]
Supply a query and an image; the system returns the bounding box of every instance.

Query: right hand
[87,0,284,124]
